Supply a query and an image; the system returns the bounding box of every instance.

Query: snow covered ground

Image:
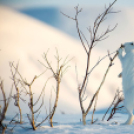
[3,113,134,134]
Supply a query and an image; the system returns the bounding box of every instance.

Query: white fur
[118,42,134,125]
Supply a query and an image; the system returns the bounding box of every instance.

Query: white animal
[118,42,134,125]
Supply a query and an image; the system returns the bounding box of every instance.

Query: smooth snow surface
[3,114,134,134]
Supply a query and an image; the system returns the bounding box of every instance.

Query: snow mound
[3,114,133,134]
[0,6,122,114]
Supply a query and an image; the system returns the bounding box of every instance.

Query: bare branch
[62,0,118,125]
[9,114,19,124]
[91,96,98,124]
[33,76,52,106]
[61,6,88,54]
[36,114,50,128]
[49,89,52,114]
[38,60,51,70]
[62,55,73,67]
[11,62,49,130]
[60,11,75,20]
[35,111,41,122]
[75,65,80,92]
[61,66,70,78]
[41,49,71,127]
[0,80,13,127]
[81,95,88,102]
[27,114,34,128]
[80,31,90,47]
[11,63,28,85]
[9,61,23,123]
[34,95,44,114]
[105,89,124,121]
[90,52,118,122]
[88,51,116,75]
[87,27,93,42]
[94,24,118,43]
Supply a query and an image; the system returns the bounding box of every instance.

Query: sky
[0,0,134,9]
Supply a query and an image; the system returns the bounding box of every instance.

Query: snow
[0,5,122,115]
[118,42,134,125]
[18,6,134,52]
[0,5,134,134]
[3,114,134,134]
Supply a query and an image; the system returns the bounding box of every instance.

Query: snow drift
[0,6,122,114]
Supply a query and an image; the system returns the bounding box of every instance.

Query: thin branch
[41,49,71,127]
[61,6,88,54]
[35,111,41,122]
[106,90,124,121]
[75,65,79,86]
[80,30,90,47]
[36,114,50,128]
[90,52,118,121]
[34,95,44,114]
[0,80,13,127]
[49,89,52,114]
[43,52,56,77]
[60,11,75,20]
[9,114,19,124]
[62,0,118,125]
[88,51,116,75]
[33,76,52,106]
[91,96,98,124]
[81,95,88,102]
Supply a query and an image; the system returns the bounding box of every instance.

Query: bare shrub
[62,0,119,125]
[39,49,71,127]
[102,89,124,121]
[9,62,24,124]
[11,62,50,130]
[0,79,13,133]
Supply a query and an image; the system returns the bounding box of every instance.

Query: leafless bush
[62,0,119,125]
[0,79,13,133]
[102,89,124,121]
[11,62,50,130]
[9,62,24,124]
[91,52,118,123]
[39,49,72,127]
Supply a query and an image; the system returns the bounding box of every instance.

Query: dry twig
[102,89,124,121]
[62,0,118,125]
[9,62,23,124]
[91,52,118,123]
[0,79,13,132]
[12,63,50,130]
[40,48,71,127]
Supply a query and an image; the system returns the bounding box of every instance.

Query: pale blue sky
[0,0,134,9]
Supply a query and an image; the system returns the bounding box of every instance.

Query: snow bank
[3,114,134,134]
[0,6,122,114]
